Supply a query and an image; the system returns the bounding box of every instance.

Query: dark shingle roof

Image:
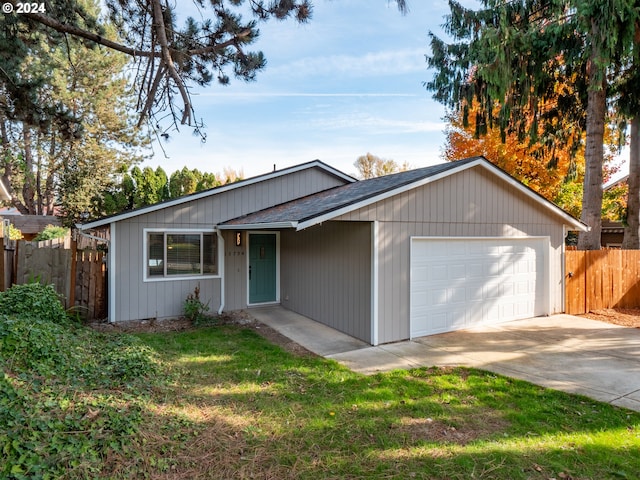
[221,157,482,227]
[78,160,356,230]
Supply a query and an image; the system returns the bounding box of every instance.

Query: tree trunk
[21,127,37,215]
[623,117,640,248]
[578,22,606,251]
[44,134,56,215]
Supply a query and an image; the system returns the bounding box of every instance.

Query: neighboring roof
[1,214,62,235]
[604,175,628,191]
[0,178,10,202]
[220,156,589,232]
[602,221,624,234]
[78,160,356,230]
[0,207,20,215]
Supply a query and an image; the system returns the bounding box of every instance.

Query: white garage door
[410,237,548,338]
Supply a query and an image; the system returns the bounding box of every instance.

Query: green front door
[249,233,277,304]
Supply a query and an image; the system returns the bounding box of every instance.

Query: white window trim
[143,228,221,282]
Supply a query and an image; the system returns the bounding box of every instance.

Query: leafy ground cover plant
[0,283,69,325]
[0,283,162,479]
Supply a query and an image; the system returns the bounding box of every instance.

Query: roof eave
[217,221,298,230]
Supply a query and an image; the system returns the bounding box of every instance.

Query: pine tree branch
[10,0,251,59]
[151,0,191,125]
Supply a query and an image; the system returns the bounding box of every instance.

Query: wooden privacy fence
[565,249,640,314]
[0,237,16,292]
[13,238,107,320]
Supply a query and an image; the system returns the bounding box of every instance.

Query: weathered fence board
[73,250,106,320]
[566,249,640,314]
[16,241,72,304]
[9,238,107,320]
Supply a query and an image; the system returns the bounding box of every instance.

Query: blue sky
[145,0,454,179]
[143,0,628,183]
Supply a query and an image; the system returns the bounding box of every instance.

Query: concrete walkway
[249,306,640,412]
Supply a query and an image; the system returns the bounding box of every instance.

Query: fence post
[0,233,4,292]
[69,237,77,308]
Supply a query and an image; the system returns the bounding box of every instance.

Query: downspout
[108,222,116,323]
[217,230,225,315]
[371,221,379,346]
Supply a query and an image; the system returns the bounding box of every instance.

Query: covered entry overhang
[218,219,375,344]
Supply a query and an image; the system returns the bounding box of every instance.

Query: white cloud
[311,112,445,134]
[269,48,427,79]
[196,92,417,98]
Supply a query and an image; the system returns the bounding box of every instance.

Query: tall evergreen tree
[426,0,638,249]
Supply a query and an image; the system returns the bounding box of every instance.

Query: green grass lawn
[103,325,640,480]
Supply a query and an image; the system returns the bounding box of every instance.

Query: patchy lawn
[96,325,640,480]
[9,305,639,480]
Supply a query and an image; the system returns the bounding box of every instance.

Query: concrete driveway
[250,307,640,412]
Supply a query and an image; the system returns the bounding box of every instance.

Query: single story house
[79,156,588,345]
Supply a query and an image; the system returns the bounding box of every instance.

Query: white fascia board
[0,178,10,202]
[312,161,358,183]
[79,160,353,230]
[217,221,298,230]
[297,158,589,232]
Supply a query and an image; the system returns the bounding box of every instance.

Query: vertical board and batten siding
[280,221,371,341]
[223,230,247,310]
[113,167,346,321]
[335,166,566,344]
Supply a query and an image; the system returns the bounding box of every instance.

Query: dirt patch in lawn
[580,308,640,328]
[397,411,510,446]
[89,310,318,358]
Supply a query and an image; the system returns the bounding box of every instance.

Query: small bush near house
[0,292,161,478]
[0,283,68,325]
[183,284,212,325]
[33,224,69,241]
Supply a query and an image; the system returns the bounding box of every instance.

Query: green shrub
[33,224,69,241]
[183,284,211,325]
[7,224,23,240]
[0,283,68,325]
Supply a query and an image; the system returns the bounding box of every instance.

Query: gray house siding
[280,221,372,341]
[335,165,566,344]
[223,230,248,311]
[112,167,347,321]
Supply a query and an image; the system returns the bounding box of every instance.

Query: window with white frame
[146,231,218,279]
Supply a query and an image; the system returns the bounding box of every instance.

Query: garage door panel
[431,288,449,305]
[411,237,547,337]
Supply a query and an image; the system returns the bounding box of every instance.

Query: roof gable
[79,160,355,229]
[220,157,588,232]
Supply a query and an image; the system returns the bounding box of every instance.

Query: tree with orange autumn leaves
[442,102,625,222]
